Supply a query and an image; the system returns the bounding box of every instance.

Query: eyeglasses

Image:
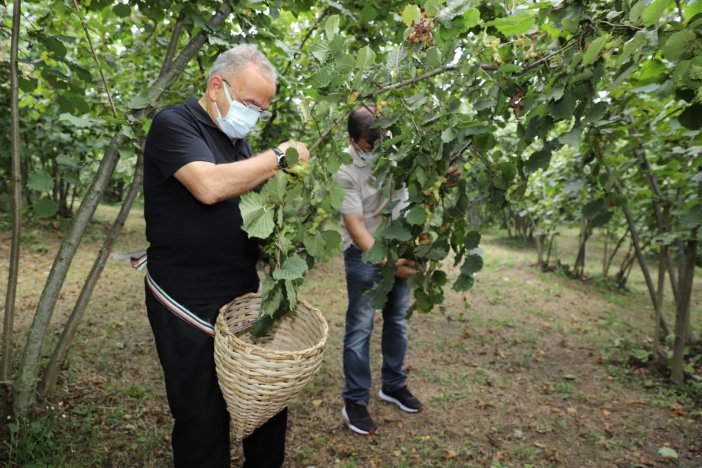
[221,78,273,122]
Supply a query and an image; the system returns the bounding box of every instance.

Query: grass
[0,206,701,466]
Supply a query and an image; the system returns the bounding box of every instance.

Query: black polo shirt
[143,97,260,304]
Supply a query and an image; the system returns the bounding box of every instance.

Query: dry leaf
[602,409,611,417]
[445,450,457,459]
[312,399,322,408]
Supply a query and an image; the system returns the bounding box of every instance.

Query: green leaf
[550,92,576,120]
[310,40,331,63]
[284,279,297,309]
[499,63,521,74]
[356,46,376,71]
[33,197,58,219]
[402,4,421,26]
[303,231,325,257]
[582,33,609,67]
[658,447,678,459]
[330,183,346,210]
[526,148,552,173]
[43,36,67,59]
[128,96,151,110]
[453,274,475,291]
[239,192,275,239]
[463,8,481,27]
[642,0,672,26]
[441,127,456,143]
[56,154,79,168]
[363,241,387,264]
[591,210,613,228]
[464,231,481,250]
[113,3,131,17]
[406,205,427,225]
[58,112,93,128]
[629,0,647,23]
[487,13,535,36]
[678,104,702,130]
[663,31,698,61]
[325,14,340,36]
[272,256,308,280]
[320,230,342,257]
[27,170,54,193]
[382,222,412,241]
[685,0,702,22]
[461,254,483,275]
[679,205,702,229]
[500,161,517,183]
[582,199,605,219]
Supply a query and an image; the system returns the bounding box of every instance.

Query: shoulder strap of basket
[145,268,216,337]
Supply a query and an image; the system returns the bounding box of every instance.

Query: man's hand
[394,258,417,280]
[442,164,461,189]
[278,141,310,164]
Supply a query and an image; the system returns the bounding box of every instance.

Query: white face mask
[357,149,379,165]
[214,82,260,139]
[353,140,379,165]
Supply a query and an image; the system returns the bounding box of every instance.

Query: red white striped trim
[146,271,215,336]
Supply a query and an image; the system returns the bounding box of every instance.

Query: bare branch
[71,0,118,118]
[158,12,187,80]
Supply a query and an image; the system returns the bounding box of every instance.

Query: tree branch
[516,41,575,76]
[158,11,187,80]
[71,0,118,118]
[368,65,458,98]
[2,0,22,382]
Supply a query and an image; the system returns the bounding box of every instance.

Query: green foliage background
[1,0,700,333]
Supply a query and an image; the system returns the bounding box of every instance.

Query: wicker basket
[214,292,328,440]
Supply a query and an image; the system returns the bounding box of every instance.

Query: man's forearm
[174,150,279,204]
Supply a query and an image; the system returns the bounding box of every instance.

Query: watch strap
[272,147,288,170]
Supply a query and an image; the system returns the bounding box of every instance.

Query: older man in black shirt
[143,44,309,467]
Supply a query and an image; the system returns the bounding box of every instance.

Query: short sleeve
[333,167,362,214]
[145,108,215,180]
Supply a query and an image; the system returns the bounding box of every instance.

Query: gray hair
[208,44,277,83]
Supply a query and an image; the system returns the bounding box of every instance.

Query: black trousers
[145,283,287,467]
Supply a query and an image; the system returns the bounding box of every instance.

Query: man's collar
[186,97,218,129]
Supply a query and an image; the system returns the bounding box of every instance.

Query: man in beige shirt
[333,104,422,436]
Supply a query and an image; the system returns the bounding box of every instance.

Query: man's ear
[206,75,223,102]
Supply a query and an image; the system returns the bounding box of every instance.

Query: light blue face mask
[214,83,260,139]
[358,150,380,165]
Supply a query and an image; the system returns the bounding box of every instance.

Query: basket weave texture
[214,292,328,440]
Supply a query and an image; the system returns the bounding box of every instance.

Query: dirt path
[1,214,700,467]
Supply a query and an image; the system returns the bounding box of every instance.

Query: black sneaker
[342,400,378,435]
[379,386,424,413]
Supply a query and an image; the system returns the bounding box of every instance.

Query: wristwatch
[272,147,288,171]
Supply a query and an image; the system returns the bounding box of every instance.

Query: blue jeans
[342,246,410,406]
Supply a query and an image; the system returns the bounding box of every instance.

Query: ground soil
[0,207,700,467]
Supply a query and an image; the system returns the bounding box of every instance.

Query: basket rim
[215,293,329,357]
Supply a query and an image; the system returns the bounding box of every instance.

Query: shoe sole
[341,406,378,435]
[378,390,423,413]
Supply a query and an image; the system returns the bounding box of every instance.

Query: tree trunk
[2,0,23,382]
[611,176,671,339]
[602,229,609,277]
[12,8,230,416]
[546,233,556,267]
[41,149,145,397]
[574,219,590,277]
[671,234,698,384]
[605,227,629,279]
[653,246,667,365]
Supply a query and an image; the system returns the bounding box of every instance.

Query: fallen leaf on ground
[445,449,457,459]
[312,399,322,407]
[602,409,611,417]
[639,455,657,466]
